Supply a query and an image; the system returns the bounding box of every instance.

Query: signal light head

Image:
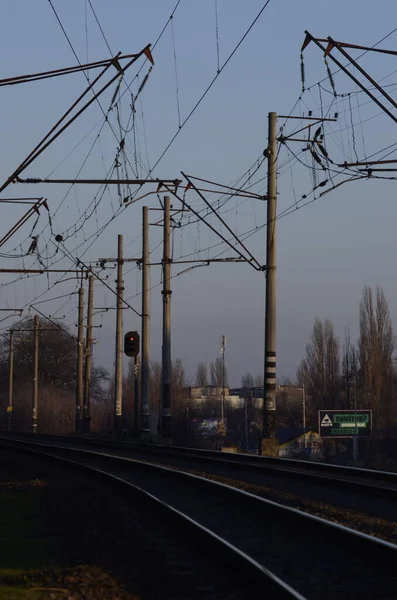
[124,330,140,357]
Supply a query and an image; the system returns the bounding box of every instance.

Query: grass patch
[0,584,67,600]
[0,464,140,599]
[0,566,140,600]
[0,568,68,599]
[0,486,58,571]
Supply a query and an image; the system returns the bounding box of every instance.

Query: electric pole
[262,111,279,457]
[32,315,39,433]
[353,382,358,464]
[76,285,84,433]
[83,275,94,433]
[302,383,306,451]
[114,234,124,434]
[7,330,14,432]
[141,205,151,437]
[220,335,227,423]
[134,356,140,434]
[161,195,172,440]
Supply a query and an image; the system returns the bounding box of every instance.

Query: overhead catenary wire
[2,1,350,340]
[303,26,397,92]
[170,15,181,128]
[214,0,220,73]
[31,305,76,340]
[161,180,261,271]
[87,0,113,55]
[30,290,78,307]
[181,173,263,270]
[47,0,151,193]
[6,3,270,315]
[147,0,273,176]
[56,241,141,317]
[0,141,302,318]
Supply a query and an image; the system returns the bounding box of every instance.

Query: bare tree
[240,374,264,387]
[278,375,294,386]
[241,372,254,388]
[342,327,359,410]
[148,358,188,421]
[277,389,303,428]
[210,357,227,387]
[297,318,340,425]
[0,317,109,433]
[91,365,111,402]
[195,362,208,387]
[12,318,77,391]
[358,286,394,434]
[172,358,187,410]
[149,360,162,412]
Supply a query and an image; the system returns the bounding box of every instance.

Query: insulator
[317,143,328,159]
[314,126,322,140]
[300,52,305,93]
[325,58,337,96]
[310,148,326,170]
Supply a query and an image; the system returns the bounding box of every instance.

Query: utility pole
[302,384,306,452]
[262,111,279,457]
[114,234,124,435]
[141,205,151,437]
[134,356,140,434]
[32,315,39,433]
[220,335,227,423]
[76,286,84,433]
[353,382,358,464]
[222,351,225,423]
[7,330,14,432]
[244,393,249,451]
[161,195,172,440]
[83,275,94,433]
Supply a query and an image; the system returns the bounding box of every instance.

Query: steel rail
[0,437,305,600]
[7,432,397,497]
[3,438,397,598]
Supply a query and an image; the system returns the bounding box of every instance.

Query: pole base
[139,430,152,444]
[113,415,123,437]
[158,436,173,447]
[260,438,279,457]
[82,417,91,434]
[75,417,84,435]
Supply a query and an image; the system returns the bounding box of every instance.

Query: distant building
[188,385,227,398]
[184,386,242,408]
[230,384,304,400]
[277,426,323,459]
[229,386,264,399]
[228,384,305,410]
[277,385,305,401]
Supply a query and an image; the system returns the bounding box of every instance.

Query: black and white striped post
[262,112,278,457]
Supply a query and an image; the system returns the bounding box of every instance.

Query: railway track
[5,433,397,523]
[7,431,397,489]
[2,436,397,599]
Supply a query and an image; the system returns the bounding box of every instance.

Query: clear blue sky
[1,1,397,386]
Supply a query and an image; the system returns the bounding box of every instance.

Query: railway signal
[124,331,140,357]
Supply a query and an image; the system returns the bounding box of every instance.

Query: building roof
[229,385,304,400]
[277,426,312,445]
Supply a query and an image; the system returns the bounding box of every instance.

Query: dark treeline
[0,315,229,437]
[297,285,397,467]
[0,317,109,433]
[4,287,396,467]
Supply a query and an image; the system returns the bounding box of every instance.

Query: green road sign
[318,409,372,438]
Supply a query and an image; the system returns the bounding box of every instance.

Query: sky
[0,1,397,387]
